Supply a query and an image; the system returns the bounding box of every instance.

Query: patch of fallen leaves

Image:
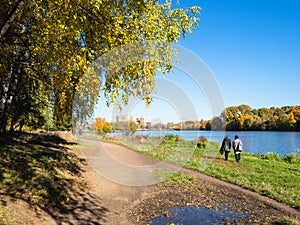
[129,179,296,224]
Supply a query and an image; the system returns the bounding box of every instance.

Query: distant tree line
[171,105,300,131]
[207,105,300,131]
[94,105,300,134]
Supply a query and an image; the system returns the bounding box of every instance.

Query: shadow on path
[46,192,109,225]
[0,132,109,224]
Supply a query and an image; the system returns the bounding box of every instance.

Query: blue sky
[94,0,300,123]
[180,0,300,107]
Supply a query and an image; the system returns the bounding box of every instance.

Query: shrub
[164,134,181,141]
[197,136,208,148]
[258,152,265,159]
[265,153,281,162]
[282,154,300,164]
[175,135,182,141]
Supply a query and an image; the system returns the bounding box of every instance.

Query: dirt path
[79,139,300,224]
[79,139,160,224]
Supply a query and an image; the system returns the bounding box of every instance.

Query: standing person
[232,135,243,162]
[221,135,231,160]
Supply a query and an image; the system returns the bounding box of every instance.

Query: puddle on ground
[150,205,251,224]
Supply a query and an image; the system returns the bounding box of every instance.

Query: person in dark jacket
[232,135,243,162]
[221,135,231,160]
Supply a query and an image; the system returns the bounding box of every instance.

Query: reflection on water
[150,205,251,225]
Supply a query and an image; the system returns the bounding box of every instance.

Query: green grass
[155,168,195,184]
[197,145,300,209]
[0,132,86,223]
[275,218,300,225]
[202,152,300,208]
[101,134,300,209]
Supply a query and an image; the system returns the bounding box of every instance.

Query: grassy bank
[0,132,86,224]
[100,134,300,209]
[201,152,300,209]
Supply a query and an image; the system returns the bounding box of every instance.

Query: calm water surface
[134,130,300,156]
[150,205,251,225]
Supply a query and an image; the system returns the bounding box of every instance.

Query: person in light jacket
[232,135,243,162]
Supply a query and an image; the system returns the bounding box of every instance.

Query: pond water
[150,205,251,225]
[134,130,300,156]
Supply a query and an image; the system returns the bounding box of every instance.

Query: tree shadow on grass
[0,132,109,224]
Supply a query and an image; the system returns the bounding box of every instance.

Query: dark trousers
[235,153,241,162]
[225,151,229,160]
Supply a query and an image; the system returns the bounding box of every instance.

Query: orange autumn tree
[94,118,112,134]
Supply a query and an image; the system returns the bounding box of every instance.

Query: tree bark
[0,45,21,133]
[0,0,25,41]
